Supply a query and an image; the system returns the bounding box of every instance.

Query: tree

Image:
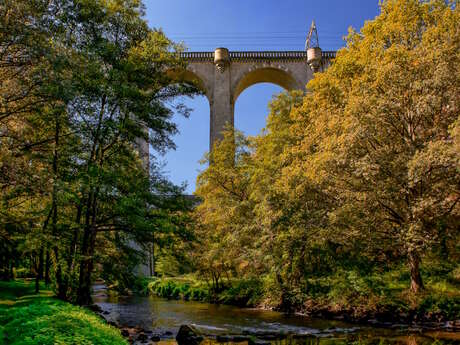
[193,127,255,292]
[58,0,196,305]
[283,0,459,293]
[0,0,74,289]
[250,91,337,307]
[193,0,459,300]
[0,0,199,305]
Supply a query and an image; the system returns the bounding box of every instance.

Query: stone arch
[231,66,303,104]
[166,68,213,102]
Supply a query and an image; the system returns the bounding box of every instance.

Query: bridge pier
[210,48,234,148]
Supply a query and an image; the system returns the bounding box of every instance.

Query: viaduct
[136,26,337,276]
[175,47,335,150]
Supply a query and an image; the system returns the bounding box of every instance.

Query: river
[92,284,459,344]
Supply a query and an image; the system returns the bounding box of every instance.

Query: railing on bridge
[179,51,214,61]
[321,51,336,59]
[179,51,336,62]
[229,51,309,60]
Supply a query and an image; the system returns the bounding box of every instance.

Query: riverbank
[142,265,460,330]
[94,286,460,345]
[0,279,128,345]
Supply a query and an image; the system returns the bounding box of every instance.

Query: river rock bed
[90,284,460,345]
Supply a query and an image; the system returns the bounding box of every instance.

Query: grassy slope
[0,280,127,345]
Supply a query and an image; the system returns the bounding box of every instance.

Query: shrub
[418,295,460,320]
[218,279,263,307]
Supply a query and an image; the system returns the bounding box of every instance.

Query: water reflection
[154,336,458,345]
[93,286,458,345]
[95,294,356,337]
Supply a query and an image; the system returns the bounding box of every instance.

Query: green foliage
[218,279,264,306]
[144,266,460,320]
[0,0,197,304]
[148,277,209,301]
[418,295,460,320]
[302,265,460,320]
[11,268,33,279]
[191,0,460,318]
[146,276,263,307]
[0,280,127,345]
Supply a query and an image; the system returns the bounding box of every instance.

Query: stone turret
[214,47,230,73]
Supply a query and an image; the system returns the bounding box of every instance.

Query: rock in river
[176,325,204,345]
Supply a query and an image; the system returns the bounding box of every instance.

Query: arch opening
[163,92,210,194]
[234,82,284,137]
[166,68,211,102]
[164,68,212,194]
[232,67,300,104]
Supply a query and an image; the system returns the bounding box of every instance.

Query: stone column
[135,133,149,173]
[133,123,150,277]
[210,48,233,151]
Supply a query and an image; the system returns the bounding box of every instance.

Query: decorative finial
[305,20,320,50]
[306,20,322,73]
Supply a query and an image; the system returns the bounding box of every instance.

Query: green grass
[147,276,209,302]
[0,280,128,345]
[145,276,263,307]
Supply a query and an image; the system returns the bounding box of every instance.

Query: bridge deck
[180,50,336,62]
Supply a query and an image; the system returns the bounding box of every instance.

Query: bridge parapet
[180,50,336,63]
[179,51,214,61]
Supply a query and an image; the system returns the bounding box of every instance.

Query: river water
[92,285,459,344]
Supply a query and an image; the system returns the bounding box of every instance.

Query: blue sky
[144,0,380,194]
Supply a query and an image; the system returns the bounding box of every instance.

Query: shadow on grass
[0,279,127,345]
[0,280,52,309]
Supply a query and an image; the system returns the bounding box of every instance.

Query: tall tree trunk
[77,95,106,305]
[29,254,34,276]
[77,198,92,306]
[408,250,424,293]
[64,203,82,297]
[51,114,68,300]
[35,248,44,293]
[77,190,98,306]
[9,260,14,280]
[53,247,67,299]
[34,254,39,294]
[38,247,44,280]
[77,227,96,305]
[45,250,50,285]
[35,273,40,293]
[41,208,53,286]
